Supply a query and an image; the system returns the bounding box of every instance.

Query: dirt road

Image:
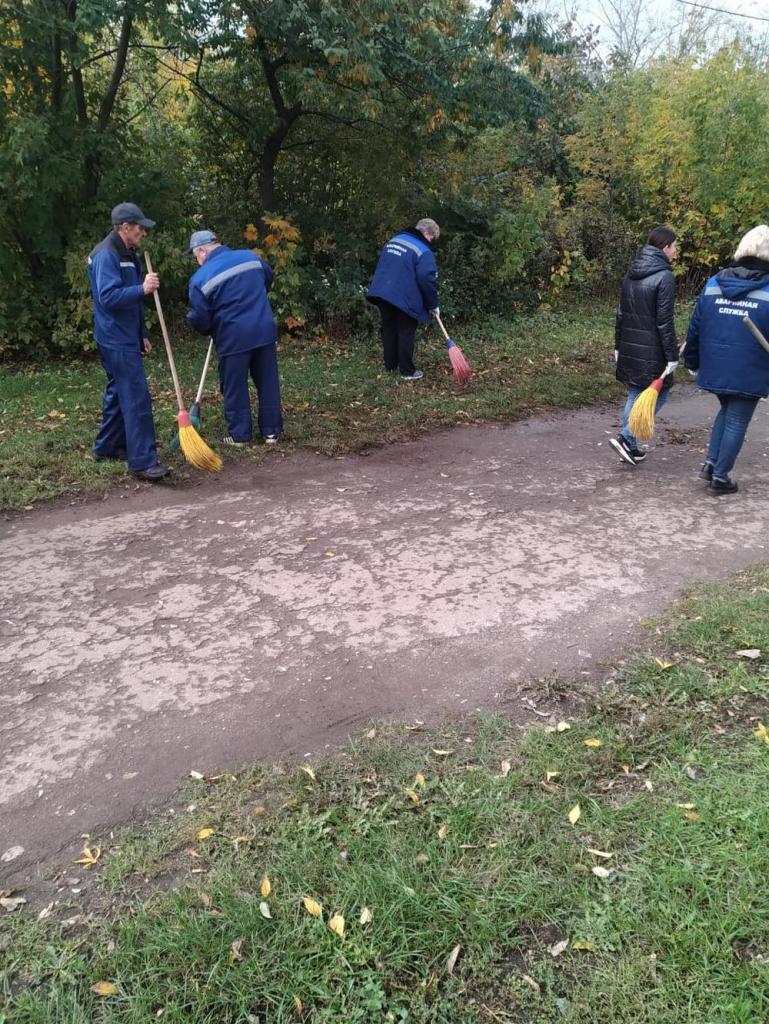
[2,384,768,886]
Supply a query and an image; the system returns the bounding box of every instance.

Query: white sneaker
[264,434,279,444]
[400,370,424,381]
[222,435,248,447]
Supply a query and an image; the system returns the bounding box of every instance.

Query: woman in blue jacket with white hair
[685,224,769,495]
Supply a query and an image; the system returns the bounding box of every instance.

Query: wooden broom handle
[144,252,185,413]
[744,316,769,355]
[195,339,215,405]
[433,311,450,342]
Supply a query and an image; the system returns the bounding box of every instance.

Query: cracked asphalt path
[3,384,769,886]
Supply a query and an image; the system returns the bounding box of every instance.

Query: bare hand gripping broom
[145,253,222,472]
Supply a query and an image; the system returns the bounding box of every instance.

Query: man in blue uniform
[87,202,169,480]
[186,230,283,446]
[367,218,440,381]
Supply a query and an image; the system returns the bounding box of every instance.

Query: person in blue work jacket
[88,202,169,481]
[684,224,769,496]
[367,218,440,381]
[186,230,283,446]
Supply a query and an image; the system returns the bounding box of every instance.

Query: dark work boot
[132,463,170,481]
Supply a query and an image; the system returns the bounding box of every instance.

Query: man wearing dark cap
[87,202,169,480]
[186,230,283,446]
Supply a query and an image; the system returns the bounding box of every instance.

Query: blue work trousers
[94,344,158,471]
[705,393,759,480]
[218,344,283,441]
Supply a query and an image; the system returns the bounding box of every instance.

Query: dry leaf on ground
[359,906,373,925]
[260,875,271,898]
[74,845,101,867]
[500,759,512,777]
[568,804,581,825]
[328,913,345,937]
[736,649,761,660]
[754,722,769,745]
[301,765,316,782]
[592,865,613,879]
[302,896,322,917]
[587,848,613,860]
[196,828,214,841]
[230,938,244,962]
[583,738,602,748]
[549,938,569,958]
[446,944,461,974]
[91,981,118,996]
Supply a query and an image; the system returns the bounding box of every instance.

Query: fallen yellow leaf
[74,845,101,867]
[359,906,373,925]
[655,658,675,670]
[591,865,613,879]
[196,828,214,841]
[500,759,512,777]
[568,804,581,825]
[556,721,571,733]
[301,765,316,782]
[230,937,244,962]
[676,803,696,810]
[405,788,420,804]
[545,770,561,782]
[587,848,613,860]
[252,806,266,815]
[302,896,322,917]
[755,722,769,745]
[259,901,272,919]
[437,823,448,840]
[432,748,454,757]
[684,810,700,821]
[294,996,303,1013]
[583,738,602,748]
[260,874,271,898]
[572,941,596,951]
[328,913,345,937]
[414,772,426,787]
[91,981,118,996]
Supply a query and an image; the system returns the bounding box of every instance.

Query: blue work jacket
[684,261,769,399]
[87,231,147,350]
[367,228,438,323]
[187,246,277,356]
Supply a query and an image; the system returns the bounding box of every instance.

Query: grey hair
[734,225,769,262]
[416,218,440,241]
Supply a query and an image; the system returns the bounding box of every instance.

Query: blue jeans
[620,385,669,450]
[705,393,759,480]
[218,344,283,441]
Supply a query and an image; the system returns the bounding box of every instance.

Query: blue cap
[111,202,155,228]
[187,230,218,253]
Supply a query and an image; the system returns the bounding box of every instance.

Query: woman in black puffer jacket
[609,226,680,466]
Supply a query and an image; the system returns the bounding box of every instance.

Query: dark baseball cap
[187,229,218,253]
[111,202,156,229]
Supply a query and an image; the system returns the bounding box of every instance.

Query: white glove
[687,368,697,377]
[430,307,440,318]
[614,349,619,363]
[664,361,678,376]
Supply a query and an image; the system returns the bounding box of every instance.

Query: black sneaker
[132,463,170,481]
[222,435,249,447]
[608,435,636,466]
[400,370,424,381]
[698,462,714,481]
[629,447,646,463]
[708,475,738,496]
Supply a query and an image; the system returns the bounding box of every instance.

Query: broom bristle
[447,343,471,385]
[178,423,223,472]
[627,384,661,442]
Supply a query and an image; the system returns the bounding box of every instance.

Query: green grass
[0,306,621,510]
[3,568,769,1023]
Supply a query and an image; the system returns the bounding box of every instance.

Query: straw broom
[145,254,222,472]
[434,312,471,385]
[627,346,685,443]
[169,337,214,450]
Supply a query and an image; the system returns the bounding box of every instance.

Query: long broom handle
[433,312,451,343]
[195,339,215,405]
[743,316,769,356]
[144,252,185,413]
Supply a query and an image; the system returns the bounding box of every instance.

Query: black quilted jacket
[614,245,678,389]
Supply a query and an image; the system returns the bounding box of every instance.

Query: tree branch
[97,8,133,132]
